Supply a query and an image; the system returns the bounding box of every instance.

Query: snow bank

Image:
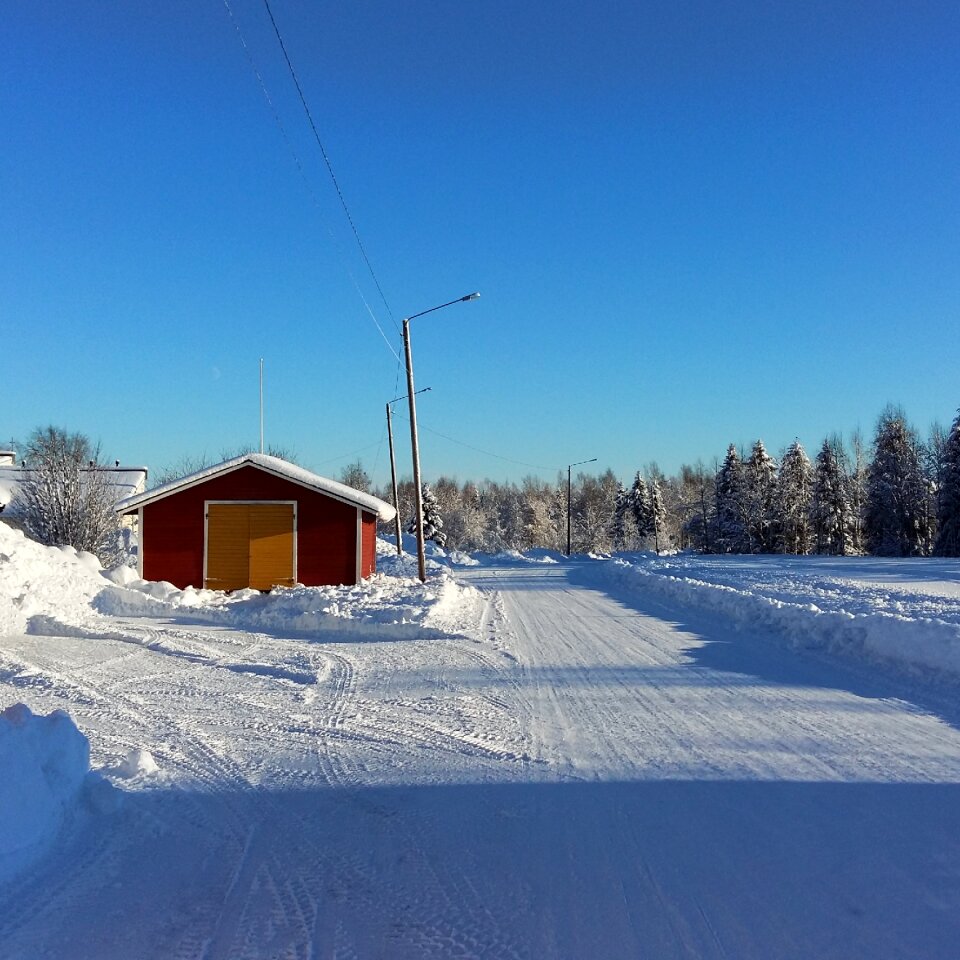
[0,704,90,885]
[466,549,563,566]
[88,542,480,642]
[1,520,478,645]
[597,555,960,681]
[0,524,108,634]
[94,565,479,641]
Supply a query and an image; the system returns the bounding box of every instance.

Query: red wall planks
[140,465,375,589]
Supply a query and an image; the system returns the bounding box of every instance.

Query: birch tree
[14,426,121,565]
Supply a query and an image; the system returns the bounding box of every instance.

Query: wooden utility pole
[403,319,427,582]
[385,401,403,555]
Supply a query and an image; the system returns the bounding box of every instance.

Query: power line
[312,439,385,469]
[259,0,400,336]
[221,0,400,362]
[389,410,562,472]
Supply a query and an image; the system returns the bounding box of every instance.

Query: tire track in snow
[1,631,344,959]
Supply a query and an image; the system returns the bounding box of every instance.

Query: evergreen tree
[715,445,748,553]
[408,483,447,547]
[934,409,960,556]
[865,408,932,556]
[744,439,778,552]
[610,482,629,551]
[548,484,567,552]
[776,441,812,554]
[649,478,667,554]
[629,472,653,544]
[810,438,850,555]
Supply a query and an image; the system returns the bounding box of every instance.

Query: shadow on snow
[3,777,960,960]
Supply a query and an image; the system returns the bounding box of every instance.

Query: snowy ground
[2,526,960,958]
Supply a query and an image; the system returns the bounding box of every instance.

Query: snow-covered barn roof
[115,453,397,522]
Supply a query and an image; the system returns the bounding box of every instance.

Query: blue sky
[3,1,959,488]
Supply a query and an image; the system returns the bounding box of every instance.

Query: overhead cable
[389,410,562,472]
[221,0,400,362]
[312,439,385,469]
[259,0,400,335]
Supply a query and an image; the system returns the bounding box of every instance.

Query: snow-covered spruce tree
[629,472,653,547]
[810,437,850,555]
[934,409,960,556]
[14,426,121,565]
[649,478,667,554]
[548,483,567,552]
[744,439,779,553]
[776,441,812,554]
[408,483,447,547]
[865,408,932,557]
[610,482,630,551]
[715,445,748,553]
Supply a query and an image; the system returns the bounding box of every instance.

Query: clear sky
[4,1,959,488]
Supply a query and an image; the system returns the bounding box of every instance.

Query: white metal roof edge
[115,454,396,522]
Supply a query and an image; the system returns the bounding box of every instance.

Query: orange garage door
[205,503,295,591]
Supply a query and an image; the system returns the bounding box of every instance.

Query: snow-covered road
[4,556,960,958]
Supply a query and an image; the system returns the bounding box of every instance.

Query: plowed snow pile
[0,523,478,643]
[0,703,91,885]
[599,553,960,680]
[0,526,106,634]
[0,522,479,888]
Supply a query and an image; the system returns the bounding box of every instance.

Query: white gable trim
[116,454,395,522]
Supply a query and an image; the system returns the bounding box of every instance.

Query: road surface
[2,558,960,959]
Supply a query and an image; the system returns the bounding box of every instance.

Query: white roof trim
[115,453,396,522]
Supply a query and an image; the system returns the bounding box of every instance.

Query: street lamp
[386,387,431,556]
[404,292,480,582]
[566,457,597,556]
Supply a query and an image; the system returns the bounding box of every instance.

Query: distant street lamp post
[385,401,403,555]
[386,387,432,557]
[566,457,597,556]
[404,292,481,582]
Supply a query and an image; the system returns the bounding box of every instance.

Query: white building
[0,453,148,526]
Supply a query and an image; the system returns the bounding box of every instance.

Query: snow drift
[597,554,960,681]
[0,704,91,886]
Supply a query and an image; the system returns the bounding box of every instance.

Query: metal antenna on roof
[259,358,265,454]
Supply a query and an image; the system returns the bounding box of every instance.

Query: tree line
[9,403,960,565]
[348,404,960,558]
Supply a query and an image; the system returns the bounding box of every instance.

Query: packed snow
[3,519,960,958]
[596,552,960,681]
[0,703,91,885]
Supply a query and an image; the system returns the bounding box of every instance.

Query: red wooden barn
[116,453,396,591]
